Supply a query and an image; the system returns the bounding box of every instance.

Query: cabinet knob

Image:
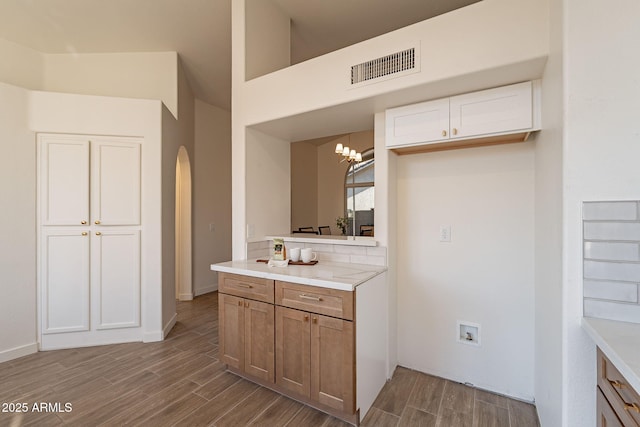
[442,130,447,137]
[245,302,249,308]
[609,379,626,389]
[238,301,242,306]
[81,232,88,236]
[95,232,102,236]
[453,128,458,136]
[95,220,101,225]
[304,315,309,322]
[312,317,317,324]
[81,220,87,225]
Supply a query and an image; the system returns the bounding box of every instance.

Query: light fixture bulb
[335,143,343,154]
[355,153,362,162]
[342,146,350,156]
[349,149,356,160]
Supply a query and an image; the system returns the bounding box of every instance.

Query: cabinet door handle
[81,232,88,236]
[453,128,458,136]
[304,315,309,322]
[245,302,249,308]
[81,220,87,225]
[441,130,447,137]
[238,300,242,306]
[299,294,322,302]
[95,220,101,225]
[609,379,626,389]
[236,283,253,289]
[95,232,102,236]
[312,317,318,324]
[624,402,640,413]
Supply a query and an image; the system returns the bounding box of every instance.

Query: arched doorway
[175,146,193,300]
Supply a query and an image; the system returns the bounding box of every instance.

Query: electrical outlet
[457,321,481,346]
[439,225,451,242]
[209,223,215,232]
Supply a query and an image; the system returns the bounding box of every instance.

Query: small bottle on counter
[273,238,286,260]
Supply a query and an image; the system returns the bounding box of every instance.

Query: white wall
[0,82,37,362]
[43,51,179,118]
[193,100,232,295]
[0,39,43,90]
[237,0,548,128]
[563,1,640,425]
[232,0,549,259]
[28,90,164,343]
[245,0,290,80]
[161,62,195,332]
[533,0,564,424]
[396,142,535,400]
[245,128,291,241]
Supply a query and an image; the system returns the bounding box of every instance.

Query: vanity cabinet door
[276,306,311,397]
[244,299,275,382]
[597,388,624,427]
[219,293,275,382]
[311,314,355,413]
[219,293,244,370]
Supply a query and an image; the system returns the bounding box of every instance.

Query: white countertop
[210,259,386,291]
[582,317,640,393]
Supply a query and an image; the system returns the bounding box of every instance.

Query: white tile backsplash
[583,201,638,221]
[584,299,640,323]
[584,280,638,303]
[584,261,640,282]
[252,239,387,267]
[584,242,640,261]
[583,200,640,324]
[584,222,640,241]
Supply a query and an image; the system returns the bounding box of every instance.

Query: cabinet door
[244,300,275,382]
[39,135,89,226]
[449,81,532,139]
[41,229,90,334]
[276,306,311,397]
[385,98,450,148]
[92,230,140,330]
[597,388,624,427]
[91,138,141,225]
[219,293,245,370]
[311,315,355,413]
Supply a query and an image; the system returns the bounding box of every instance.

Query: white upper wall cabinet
[385,81,541,153]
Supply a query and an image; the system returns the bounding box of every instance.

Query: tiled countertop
[582,317,640,393]
[210,259,386,291]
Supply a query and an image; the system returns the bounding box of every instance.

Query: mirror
[291,130,374,237]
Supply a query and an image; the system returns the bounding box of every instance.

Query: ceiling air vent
[351,47,417,86]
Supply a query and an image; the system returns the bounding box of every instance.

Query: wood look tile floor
[0,293,539,427]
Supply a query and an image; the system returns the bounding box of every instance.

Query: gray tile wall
[583,201,640,323]
[246,239,387,266]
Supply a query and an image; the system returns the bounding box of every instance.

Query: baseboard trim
[194,284,218,296]
[178,293,193,301]
[162,312,178,339]
[0,342,38,363]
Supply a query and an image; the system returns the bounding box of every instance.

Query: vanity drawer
[219,272,274,303]
[597,348,640,426]
[275,281,354,320]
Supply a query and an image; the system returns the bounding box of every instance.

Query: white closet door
[39,135,89,226]
[92,229,141,329]
[41,229,90,334]
[91,139,141,226]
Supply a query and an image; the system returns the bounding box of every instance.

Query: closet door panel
[92,230,141,329]
[41,229,90,334]
[92,139,141,226]
[39,136,89,226]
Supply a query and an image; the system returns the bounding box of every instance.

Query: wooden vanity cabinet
[275,281,356,415]
[218,273,275,382]
[597,348,640,427]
